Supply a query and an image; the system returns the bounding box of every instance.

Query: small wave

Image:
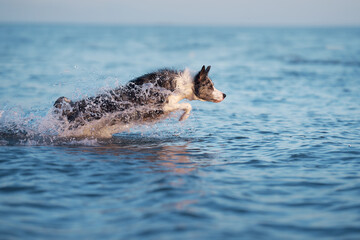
[260,222,360,237]
[284,56,360,67]
[0,129,188,147]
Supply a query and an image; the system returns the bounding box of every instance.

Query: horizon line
[1,21,360,28]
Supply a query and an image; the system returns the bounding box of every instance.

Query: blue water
[1,24,360,239]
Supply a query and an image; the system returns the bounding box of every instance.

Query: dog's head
[194,65,226,103]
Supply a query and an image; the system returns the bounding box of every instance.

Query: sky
[0,0,359,26]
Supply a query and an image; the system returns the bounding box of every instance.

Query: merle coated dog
[53,65,226,138]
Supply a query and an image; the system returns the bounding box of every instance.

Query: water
[1,24,360,239]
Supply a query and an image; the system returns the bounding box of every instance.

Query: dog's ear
[200,65,206,75]
[205,65,211,74]
[197,65,208,82]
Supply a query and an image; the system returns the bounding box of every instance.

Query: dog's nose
[223,93,226,99]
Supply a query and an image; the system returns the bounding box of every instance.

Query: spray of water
[0,83,194,146]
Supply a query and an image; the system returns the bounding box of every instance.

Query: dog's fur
[53,65,226,138]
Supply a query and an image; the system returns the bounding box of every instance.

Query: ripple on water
[0,185,38,193]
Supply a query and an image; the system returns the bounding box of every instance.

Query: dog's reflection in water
[66,139,198,174]
[145,145,196,174]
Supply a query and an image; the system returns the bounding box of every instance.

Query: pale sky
[0,0,359,26]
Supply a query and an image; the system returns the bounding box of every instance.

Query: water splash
[0,105,58,145]
[51,81,177,138]
[0,85,192,146]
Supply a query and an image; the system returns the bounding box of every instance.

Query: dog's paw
[179,112,190,121]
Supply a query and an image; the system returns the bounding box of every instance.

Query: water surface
[1,24,360,239]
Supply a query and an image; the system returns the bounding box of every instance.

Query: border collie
[53,65,226,138]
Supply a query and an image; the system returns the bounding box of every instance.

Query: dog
[53,65,226,138]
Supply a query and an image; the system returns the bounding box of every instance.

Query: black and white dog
[53,65,226,138]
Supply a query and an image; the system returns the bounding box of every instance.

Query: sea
[0,24,360,240]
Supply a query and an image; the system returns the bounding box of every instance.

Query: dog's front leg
[164,102,192,121]
[178,103,192,121]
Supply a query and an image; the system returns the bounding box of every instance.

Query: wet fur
[53,66,225,138]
